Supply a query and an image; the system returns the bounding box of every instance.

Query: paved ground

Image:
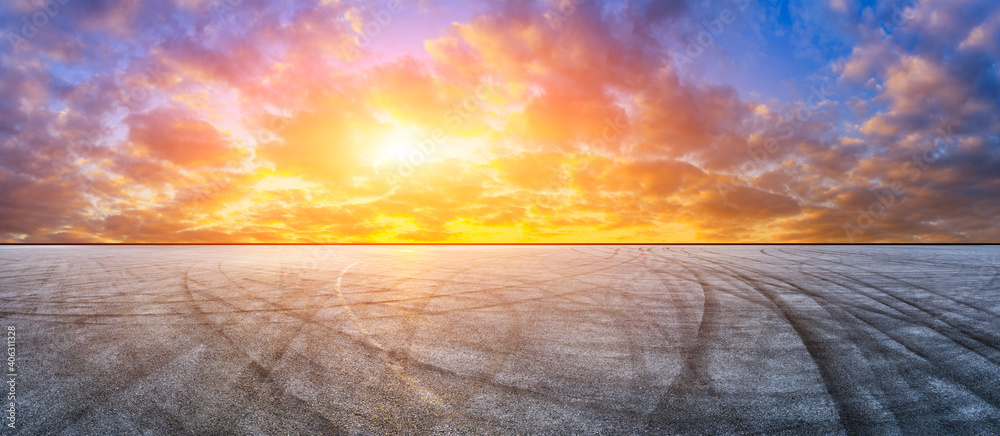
[0,245,999,435]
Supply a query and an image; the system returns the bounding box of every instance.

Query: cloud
[127,107,246,167]
[256,93,381,184]
[1,0,999,243]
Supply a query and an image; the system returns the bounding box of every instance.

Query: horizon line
[2,243,999,246]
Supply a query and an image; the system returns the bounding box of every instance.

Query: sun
[373,126,421,166]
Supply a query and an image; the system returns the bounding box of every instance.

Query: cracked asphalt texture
[1,245,999,435]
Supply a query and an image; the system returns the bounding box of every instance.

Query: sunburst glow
[373,127,421,166]
[1,0,997,243]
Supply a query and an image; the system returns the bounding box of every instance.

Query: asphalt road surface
[1,245,999,435]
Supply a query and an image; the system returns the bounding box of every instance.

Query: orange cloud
[128,108,246,167]
[3,0,999,243]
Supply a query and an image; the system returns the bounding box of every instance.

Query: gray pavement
[0,245,999,434]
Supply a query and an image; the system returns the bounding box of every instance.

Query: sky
[0,0,998,243]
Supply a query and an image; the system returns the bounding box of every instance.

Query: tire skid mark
[651,250,775,311]
[330,254,525,429]
[555,247,664,416]
[719,249,1000,364]
[780,247,1000,320]
[707,250,977,358]
[688,247,1000,430]
[652,248,864,432]
[500,248,665,420]
[211,256,366,378]
[755,251,1000,415]
[35,259,223,433]
[7,245,1000,434]
[833,299,1000,423]
[801,246,972,270]
[180,258,359,429]
[340,249,640,426]
[641,248,722,432]
[5,255,647,322]
[242,261,357,386]
[386,256,529,427]
[642,247,854,434]
[678,247,899,433]
[46,347,205,434]
[764,249,1000,360]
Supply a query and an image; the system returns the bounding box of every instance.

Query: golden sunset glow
[2,0,999,243]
